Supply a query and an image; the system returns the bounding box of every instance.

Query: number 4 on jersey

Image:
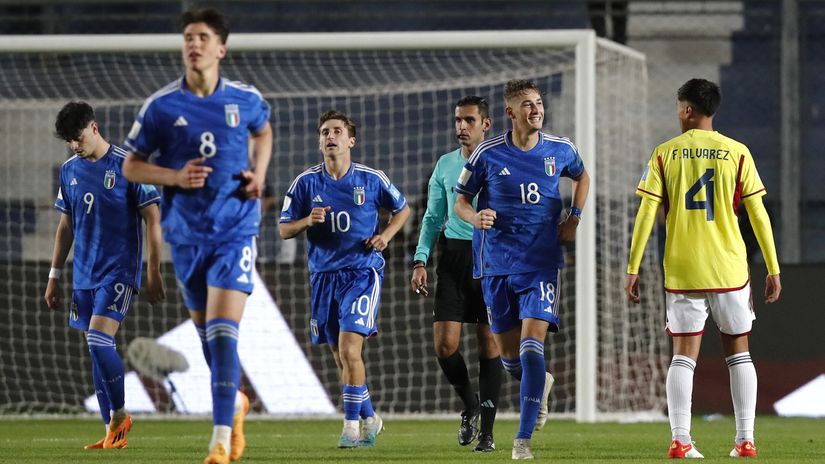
[685,168,714,221]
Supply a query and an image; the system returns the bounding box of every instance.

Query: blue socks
[206,319,241,427]
[343,384,368,420]
[517,337,546,439]
[344,383,374,420]
[359,384,375,419]
[87,330,125,412]
[90,358,111,425]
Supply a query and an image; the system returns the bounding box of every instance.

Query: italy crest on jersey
[353,186,366,205]
[544,157,556,176]
[104,170,116,189]
[225,104,240,128]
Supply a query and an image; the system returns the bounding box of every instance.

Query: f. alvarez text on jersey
[672,148,730,161]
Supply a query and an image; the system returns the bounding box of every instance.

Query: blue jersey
[280,162,407,274]
[54,144,161,290]
[455,131,585,277]
[124,77,271,245]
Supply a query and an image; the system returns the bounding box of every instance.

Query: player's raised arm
[44,213,73,310]
[365,204,410,251]
[455,194,495,229]
[280,205,330,240]
[123,153,213,189]
[140,203,165,305]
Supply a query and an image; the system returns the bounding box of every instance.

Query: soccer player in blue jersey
[280,110,410,449]
[121,8,273,464]
[455,80,591,460]
[44,101,164,450]
[410,96,503,452]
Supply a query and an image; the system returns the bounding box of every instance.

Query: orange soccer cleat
[204,443,230,464]
[103,415,133,449]
[730,440,757,458]
[230,391,250,461]
[83,437,105,450]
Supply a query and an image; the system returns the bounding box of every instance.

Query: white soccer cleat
[534,372,555,431]
[338,428,360,449]
[512,438,533,460]
[358,414,384,448]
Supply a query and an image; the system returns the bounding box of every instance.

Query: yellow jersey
[636,129,765,292]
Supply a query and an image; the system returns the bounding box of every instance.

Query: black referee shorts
[433,237,488,324]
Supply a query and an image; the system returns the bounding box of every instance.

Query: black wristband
[412,260,425,269]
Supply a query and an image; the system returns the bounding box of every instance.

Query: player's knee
[338,345,363,369]
[433,337,460,358]
[478,339,500,359]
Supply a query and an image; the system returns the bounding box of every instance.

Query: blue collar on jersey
[179,75,226,98]
[78,142,115,165]
[321,160,355,181]
[503,130,546,153]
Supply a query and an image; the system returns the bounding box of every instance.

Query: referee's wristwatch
[412,260,425,269]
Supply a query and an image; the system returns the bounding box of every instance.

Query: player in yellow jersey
[625,79,781,459]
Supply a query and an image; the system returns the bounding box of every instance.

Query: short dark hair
[180,8,229,44]
[677,78,721,117]
[504,79,542,102]
[455,96,490,120]
[318,110,356,137]
[54,101,95,141]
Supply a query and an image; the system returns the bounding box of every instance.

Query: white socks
[209,425,232,454]
[667,354,696,443]
[726,351,757,443]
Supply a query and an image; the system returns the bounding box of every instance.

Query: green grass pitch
[0,417,822,463]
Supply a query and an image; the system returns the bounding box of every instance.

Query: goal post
[0,30,666,421]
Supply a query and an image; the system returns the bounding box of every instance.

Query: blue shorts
[69,282,135,331]
[170,237,256,311]
[481,269,561,334]
[309,268,383,345]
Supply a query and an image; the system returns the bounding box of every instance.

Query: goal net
[0,31,667,420]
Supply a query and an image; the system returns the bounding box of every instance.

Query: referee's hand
[411,266,429,296]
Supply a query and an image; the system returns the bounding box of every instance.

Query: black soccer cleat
[473,433,496,452]
[458,406,480,446]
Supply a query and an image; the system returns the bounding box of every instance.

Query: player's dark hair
[504,79,542,102]
[677,78,721,117]
[456,96,490,120]
[180,8,229,44]
[54,101,95,141]
[318,110,357,137]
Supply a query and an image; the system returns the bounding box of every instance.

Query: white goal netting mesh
[0,41,667,417]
